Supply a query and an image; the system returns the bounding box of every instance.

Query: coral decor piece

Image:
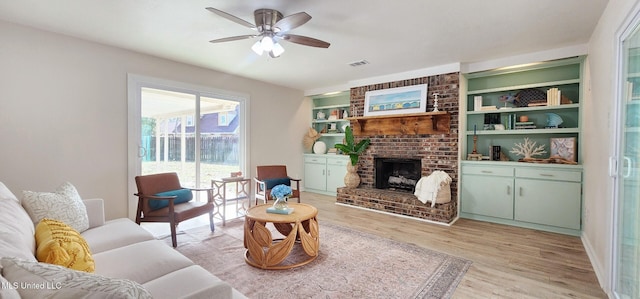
[303,127,321,152]
[510,138,547,159]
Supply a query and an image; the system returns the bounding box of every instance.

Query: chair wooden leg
[170,222,177,248]
[209,211,215,232]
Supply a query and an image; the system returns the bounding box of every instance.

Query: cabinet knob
[539,173,554,177]
[481,170,493,174]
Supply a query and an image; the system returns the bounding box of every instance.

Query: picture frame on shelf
[550,137,577,162]
[364,84,428,116]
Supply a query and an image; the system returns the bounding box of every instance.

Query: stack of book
[480,105,497,111]
[547,88,561,106]
[514,121,537,130]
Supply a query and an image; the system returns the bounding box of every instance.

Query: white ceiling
[0,0,608,93]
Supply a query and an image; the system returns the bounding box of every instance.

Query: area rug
[173,220,471,299]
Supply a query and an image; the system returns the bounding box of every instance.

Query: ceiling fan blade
[280,34,330,48]
[209,35,257,43]
[274,12,311,32]
[206,7,256,29]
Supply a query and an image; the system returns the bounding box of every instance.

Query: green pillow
[262,178,291,190]
[149,188,193,210]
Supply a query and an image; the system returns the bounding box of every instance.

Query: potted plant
[334,126,371,188]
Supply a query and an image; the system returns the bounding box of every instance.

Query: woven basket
[432,182,451,205]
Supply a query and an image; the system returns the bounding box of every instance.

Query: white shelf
[312,119,350,124]
[467,79,580,95]
[467,128,579,135]
[312,104,350,110]
[467,103,579,115]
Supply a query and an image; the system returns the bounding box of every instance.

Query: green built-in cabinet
[310,91,350,151]
[460,56,585,236]
[305,91,350,195]
[460,163,582,235]
[303,154,348,195]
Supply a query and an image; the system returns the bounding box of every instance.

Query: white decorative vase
[313,141,327,154]
[273,197,288,210]
[344,164,361,188]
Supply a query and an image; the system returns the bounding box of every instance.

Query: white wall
[584,0,639,294]
[0,20,308,220]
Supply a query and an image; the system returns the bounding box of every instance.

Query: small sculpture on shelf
[510,138,547,161]
[499,93,516,108]
[545,113,563,128]
[432,93,440,112]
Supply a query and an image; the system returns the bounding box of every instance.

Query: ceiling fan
[206,7,330,58]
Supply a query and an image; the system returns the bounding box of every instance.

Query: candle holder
[472,135,478,154]
[467,135,483,160]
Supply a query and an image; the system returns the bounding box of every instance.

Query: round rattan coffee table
[243,203,319,270]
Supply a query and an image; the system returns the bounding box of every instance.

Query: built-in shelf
[347,112,450,136]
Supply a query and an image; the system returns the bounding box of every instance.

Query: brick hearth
[336,72,459,223]
[337,187,456,223]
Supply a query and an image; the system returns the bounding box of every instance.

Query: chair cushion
[263,177,291,190]
[1,257,152,299]
[149,188,193,211]
[21,182,89,233]
[35,219,95,273]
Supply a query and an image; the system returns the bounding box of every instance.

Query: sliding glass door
[614,17,640,299]
[127,75,248,218]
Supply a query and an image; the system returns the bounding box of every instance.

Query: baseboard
[581,232,611,298]
[334,202,454,227]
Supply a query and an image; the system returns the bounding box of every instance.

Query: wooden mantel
[347,111,450,136]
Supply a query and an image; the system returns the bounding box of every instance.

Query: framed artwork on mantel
[364,84,428,116]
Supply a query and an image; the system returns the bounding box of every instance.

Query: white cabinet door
[514,179,581,230]
[461,174,514,220]
[304,157,326,191]
[326,158,348,192]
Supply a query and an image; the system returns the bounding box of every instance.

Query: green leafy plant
[334,126,371,166]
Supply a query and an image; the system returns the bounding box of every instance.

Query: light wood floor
[299,192,607,299]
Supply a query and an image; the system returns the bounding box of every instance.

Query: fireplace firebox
[374,158,421,192]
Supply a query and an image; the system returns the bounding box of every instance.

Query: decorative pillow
[263,177,291,190]
[1,257,152,299]
[149,188,193,210]
[0,196,37,261]
[35,218,95,272]
[22,182,89,232]
[0,182,19,202]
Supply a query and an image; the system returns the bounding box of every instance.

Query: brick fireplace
[336,72,459,224]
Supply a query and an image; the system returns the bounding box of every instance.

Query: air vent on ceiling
[348,60,369,67]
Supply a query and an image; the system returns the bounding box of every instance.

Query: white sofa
[0,183,246,299]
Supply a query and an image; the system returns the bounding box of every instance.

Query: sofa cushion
[91,240,194,284]
[35,218,95,272]
[0,273,20,299]
[0,196,36,261]
[81,218,155,254]
[21,182,89,233]
[1,257,152,299]
[142,265,233,299]
[149,188,193,210]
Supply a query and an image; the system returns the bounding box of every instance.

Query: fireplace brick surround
[336,72,459,224]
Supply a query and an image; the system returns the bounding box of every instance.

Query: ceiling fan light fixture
[208,7,330,58]
[271,42,285,57]
[251,41,264,55]
[260,36,274,52]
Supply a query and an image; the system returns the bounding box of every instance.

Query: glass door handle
[623,156,632,178]
[138,146,146,158]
